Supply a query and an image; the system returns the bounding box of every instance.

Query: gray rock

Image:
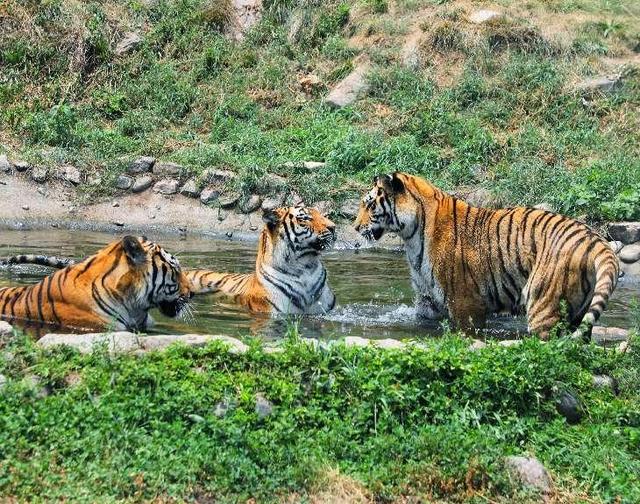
[200,186,221,204]
[459,187,496,208]
[577,75,622,96]
[619,243,640,264]
[180,178,201,198]
[0,321,13,335]
[556,391,581,424]
[219,191,240,209]
[621,259,640,277]
[31,166,48,183]
[325,62,371,108]
[201,168,236,185]
[255,393,274,419]
[290,192,304,206]
[115,174,133,190]
[469,9,503,24]
[533,202,554,212]
[375,339,405,349]
[314,200,332,216]
[608,222,640,244]
[609,240,624,254]
[61,165,81,185]
[13,160,30,172]
[344,336,369,348]
[128,156,155,174]
[239,194,262,213]
[592,374,618,394]
[498,339,522,347]
[261,194,285,212]
[229,0,263,41]
[153,161,183,178]
[591,326,629,342]
[339,198,360,219]
[213,397,236,418]
[0,154,12,173]
[131,175,153,193]
[504,456,553,494]
[153,178,180,195]
[115,32,143,56]
[469,339,487,351]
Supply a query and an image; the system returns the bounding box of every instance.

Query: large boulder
[325,62,371,108]
[619,243,640,264]
[608,222,640,244]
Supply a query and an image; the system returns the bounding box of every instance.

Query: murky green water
[0,229,637,340]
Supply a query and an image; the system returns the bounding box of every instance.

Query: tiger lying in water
[354,172,619,340]
[0,236,193,332]
[186,206,337,314]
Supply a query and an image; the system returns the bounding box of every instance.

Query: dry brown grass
[284,468,372,504]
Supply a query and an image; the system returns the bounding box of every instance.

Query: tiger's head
[262,205,337,256]
[354,172,412,241]
[110,236,193,318]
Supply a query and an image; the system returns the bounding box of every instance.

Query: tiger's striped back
[184,206,337,314]
[0,236,193,332]
[354,172,619,340]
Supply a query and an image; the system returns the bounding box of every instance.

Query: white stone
[499,339,522,347]
[31,166,48,183]
[609,240,624,254]
[239,194,262,213]
[0,321,13,335]
[375,338,405,349]
[505,456,553,494]
[344,336,370,348]
[469,339,487,351]
[38,332,140,354]
[61,165,81,185]
[153,178,180,195]
[619,243,640,264]
[325,62,370,108]
[200,186,220,204]
[469,10,503,24]
[116,32,143,55]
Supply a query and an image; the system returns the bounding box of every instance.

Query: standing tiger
[0,236,193,332]
[354,172,619,340]
[185,206,337,314]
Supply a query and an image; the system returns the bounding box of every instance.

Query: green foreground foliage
[1,331,639,502]
[1,0,639,221]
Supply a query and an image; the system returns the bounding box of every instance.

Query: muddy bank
[0,172,402,248]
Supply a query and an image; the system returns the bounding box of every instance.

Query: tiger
[0,236,193,332]
[354,172,619,340]
[185,206,337,314]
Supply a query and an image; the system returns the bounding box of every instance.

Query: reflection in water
[0,229,637,340]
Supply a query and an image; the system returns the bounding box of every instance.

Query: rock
[298,74,323,95]
[21,205,29,211]
[504,456,553,494]
[608,222,640,244]
[153,161,183,178]
[576,75,622,96]
[239,194,261,213]
[609,240,624,254]
[375,339,405,349]
[469,9,503,24]
[339,198,360,219]
[229,0,263,41]
[0,321,13,336]
[0,154,12,173]
[128,156,155,174]
[254,393,274,419]
[13,160,30,172]
[621,260,640,277]
[115,174,133,190]
[592,374,618,394]
[131,175,153,193]
[219,192,240,209]
[556,391,581,424]
[31,166,48,183]
[111,201,119,207]
[287,8,304,44]
[180,178,201,198]
[213,397,236,418]
[139,334,248,354]
[314,200,333,216]
[112,220,125,227]
[290,192,304,206]
[153,178,180,195]
[498,339,522,347]
[261,194,285,211]
[619,243,640,264]
[325,62,371,108]
[200,186,221,204]
[533,202,554,212]
[469,339,487,351]
[64,372,82,388]
[115,32,143,55]
[61,165,81,185]
[344,336,370,348]
[401,31,422,70]
[457,187,496,208]
[201,168,236,185]
[591,326,629,342]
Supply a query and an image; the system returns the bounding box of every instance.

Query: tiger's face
[264,205,337,254]
[118,236,193,318]
[354,173,407,241]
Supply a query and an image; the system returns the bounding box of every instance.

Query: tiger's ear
[262,209,281,230]
[122,236,147,267]
[379,173,405,194]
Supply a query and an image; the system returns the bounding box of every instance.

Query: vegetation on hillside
[0,329,639,502]
[0,0,639,221]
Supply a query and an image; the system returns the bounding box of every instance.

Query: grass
[0,328,639,502]
[0,0,639,220]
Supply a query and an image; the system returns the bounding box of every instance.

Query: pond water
[0,229,637,341]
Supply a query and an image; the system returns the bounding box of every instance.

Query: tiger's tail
[184,270,250,295]
[1,254,76,269]
[571,246,620,341]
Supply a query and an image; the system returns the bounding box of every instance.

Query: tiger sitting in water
[0,236,193,332]
[185,205,337,314]
[354,172,619,340]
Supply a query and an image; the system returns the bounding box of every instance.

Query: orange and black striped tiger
[354,172,619,340]
[0,236,193,332]
[186,206,337,314]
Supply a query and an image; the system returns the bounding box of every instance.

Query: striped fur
[0,236,193,332]
[354,172,619,340]
[185,206,337,314]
